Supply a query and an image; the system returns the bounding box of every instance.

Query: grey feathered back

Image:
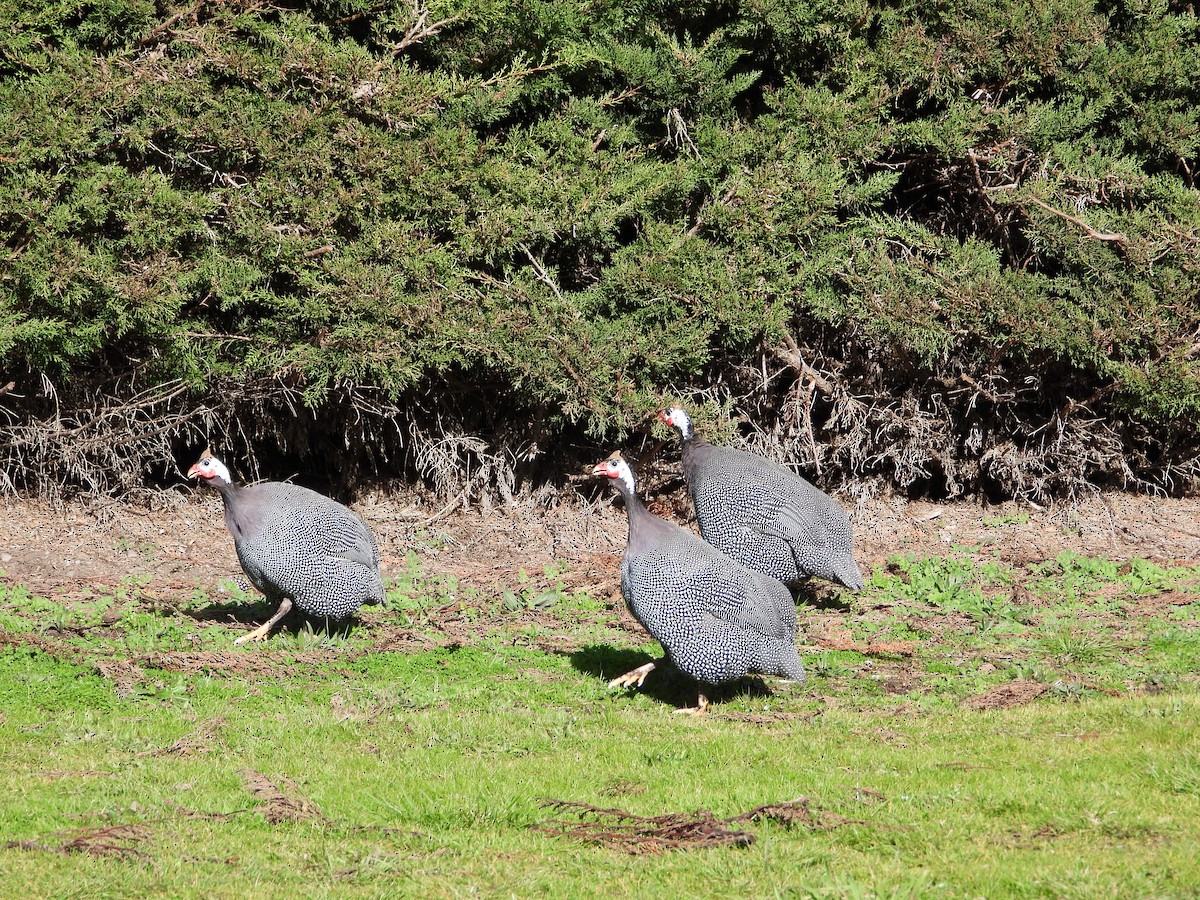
[675,415,864,590]
[604,459,805,687]
[218,479,385,619]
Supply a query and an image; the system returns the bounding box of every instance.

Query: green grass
[1,552,1199,897]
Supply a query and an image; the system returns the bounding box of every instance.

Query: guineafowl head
[659,406,692,439]
[591,452,636,494]
[188,450,233,487]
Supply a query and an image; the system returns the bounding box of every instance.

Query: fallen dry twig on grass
[533,800,754,853]
[534,795,871,853]
[727,797,870,830]
[4,823,152,859]
[241,769,329,824]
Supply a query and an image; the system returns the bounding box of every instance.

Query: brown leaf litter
[814,631,919,656]
[94,659,147,697]
[138,718,226,757]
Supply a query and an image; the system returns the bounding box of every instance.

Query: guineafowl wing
[756,479,863,589]
[711,565,796,642]
[692,445,829,547]
[327,510,381,569]
[756,493,827,551]
[256,484,380,568]
[625,544,794,644]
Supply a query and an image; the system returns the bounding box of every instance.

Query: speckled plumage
[220,480,385,619]
[595,455,805,696]
[663,408,864,590]
[194,454,384,622]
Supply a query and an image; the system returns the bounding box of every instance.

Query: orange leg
[233,597,293,645]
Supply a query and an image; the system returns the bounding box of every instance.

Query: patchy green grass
[1,550,1199,897]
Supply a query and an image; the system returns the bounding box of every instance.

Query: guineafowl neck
[213,479,242,505]
[611,480,647,520]
[212,479,247,519]
[680,435,708,477]
[213,481,262,541]
[612,481,669,553]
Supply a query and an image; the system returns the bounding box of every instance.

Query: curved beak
[186,463,204,479]
[657,410,671,425]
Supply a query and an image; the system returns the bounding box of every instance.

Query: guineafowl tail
[757,642,806,683]
[834,560,866,591]
[780,647,806,683]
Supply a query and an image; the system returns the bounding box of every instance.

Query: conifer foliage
[1,0,1198,499]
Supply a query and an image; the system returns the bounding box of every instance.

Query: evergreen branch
[332,2,392,26]
[479,62,563,88]
[684,185,738,239]
[599,86,642,108]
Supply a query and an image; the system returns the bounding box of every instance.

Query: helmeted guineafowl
[660,407,864,591]
[188,450,385,644]
[593,452,805,713]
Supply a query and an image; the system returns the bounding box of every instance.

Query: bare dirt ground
[3,485,1200,710]
[4,488,1200,598]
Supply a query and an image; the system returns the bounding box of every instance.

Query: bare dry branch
[389,2,464,57]
[137,0,203,46]
[771,333,836,396]
[665,108,701,159]
[1026,196,1128,243]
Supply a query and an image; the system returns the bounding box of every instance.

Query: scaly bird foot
[673,692,711,715]
[608,661,657,690]
[232,621,274,645]
[232,597,293,646]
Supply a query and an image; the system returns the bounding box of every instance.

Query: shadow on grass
[568,644,774,710]
[182,599,363,643]
[798,582,855,612]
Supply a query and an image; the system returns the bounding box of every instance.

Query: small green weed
[1120,558,1179,595]
[983,512,1030,527]
[1148,626,1200,651]
[874,552,1021,630]
[117,610,196,651]
[1038,624,1119,664]
[809,649,866,678]
[289,621,349,649]
[1028,552,1191,608]
[502,588,561,611]
[133,674,192,702]
[1148,755,1200,796]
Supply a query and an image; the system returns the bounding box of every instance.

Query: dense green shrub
[1,0,1198,499]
